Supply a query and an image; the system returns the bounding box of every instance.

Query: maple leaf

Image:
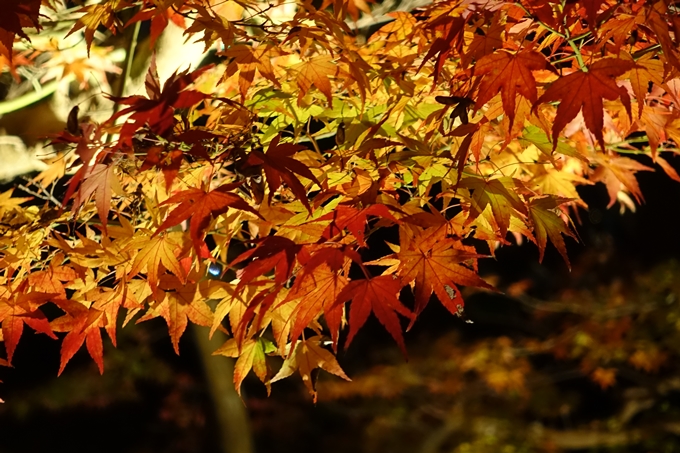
[0,0,42,61]
[645,3,680,71]
[184,4,242,52]
[28,265,79,300]
[474,50,547,131]
[397,225,492,324]
[245,135,320,213]
[128,4,187,49]
[71,163,122,232]
[418,16,466,86]
[534,58,635,151]
[592,155,654,207]
[128,232,186,291]
[656,155,680,183]
[318,204,398,246]
[137,277,214,354]
[270,336,350,403]
[66,0,131,54]
[92,283,141,347]
[155,183,261,258]
[140,146,184,190]
[111,57,212,146]
[223,44,280,101]
[232,236,301,290]
[50,300,107,375]
[214,337,274,396]
[460,11,504,68]
[621,52,664,118]
[459,176,528,239]
[527,196,577,269]
[0,189,31,218]
[283,263,348,352]
[335,274,413,356]
[293,56,338,107]
[0,287,56,365]
[321,0,373,21]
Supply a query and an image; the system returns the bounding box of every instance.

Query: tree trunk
[191,325,254,453]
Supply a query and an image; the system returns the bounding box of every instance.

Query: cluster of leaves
[1,0,680,401]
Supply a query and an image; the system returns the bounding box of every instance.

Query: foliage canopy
[1,0,679,402]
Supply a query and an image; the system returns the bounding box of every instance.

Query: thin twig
[17,184,63,208]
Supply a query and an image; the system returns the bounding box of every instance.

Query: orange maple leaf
[284,263,348,352]
[270,336,350,403]
[474,50,548,131]
[223,44,280,101]
[397,226,492,325]
[0,286,56,365]
[92,283,142,347]
[621,52,664,118]
[51,300,107,375]
[534,58,635,151]
[293,56,338,107]
[321,0,373,21]
[137,277,214,354]
[592,155,654,207]
[66,0,131,54]
[336,275,413,356]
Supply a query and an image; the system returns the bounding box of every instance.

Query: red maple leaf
[232,236,302,290]
[0,0,42,61]
[245,135,320,212]
[336,275,413,356]
[111,56,211,146]
[140,146,184,190]
[71,163,122,232]
[128,4,187,49]
[418,16,466,86]
[318,204,398,246]
[534,58,635,151]
[155,183,261,258]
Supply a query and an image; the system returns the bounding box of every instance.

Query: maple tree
[0,0,679,408]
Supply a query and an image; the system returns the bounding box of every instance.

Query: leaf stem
[112,10,142,116]
[566,37,587,71]
[514,3,566,38]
